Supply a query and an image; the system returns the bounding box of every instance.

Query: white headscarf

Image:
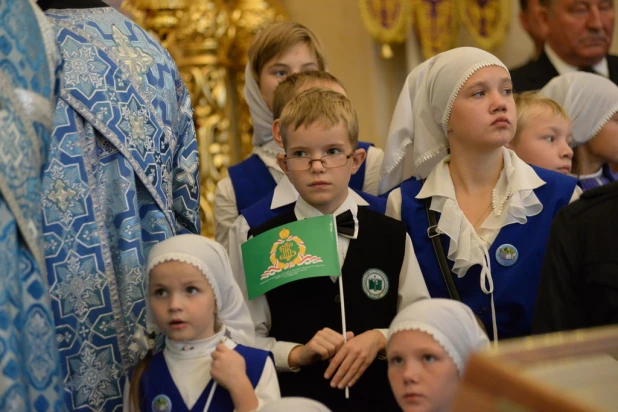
[378,47,509,194]
[145,234,255,346]
[244,62,275,147]
[540,72,618,147]
[257,397,331,412]
[387,299,489,376]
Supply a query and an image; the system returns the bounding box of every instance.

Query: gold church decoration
[359,0,412,59]
[412,0,459,59]
[456,0,510,50]
[121,0,287,237]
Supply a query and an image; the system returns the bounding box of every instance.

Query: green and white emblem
[362,269,389,300]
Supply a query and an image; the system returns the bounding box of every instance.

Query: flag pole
[338,274,350,399]
[333,214,350,399]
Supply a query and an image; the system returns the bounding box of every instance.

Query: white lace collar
[416,147,546,277]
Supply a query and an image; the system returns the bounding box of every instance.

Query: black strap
[424,197,461,301]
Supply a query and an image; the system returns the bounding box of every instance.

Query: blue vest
[138,345,269,412]
[242,189,386,231]
[400,166,576,339]
[229,141,374,213]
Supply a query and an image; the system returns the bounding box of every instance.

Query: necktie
[335,210,355,237]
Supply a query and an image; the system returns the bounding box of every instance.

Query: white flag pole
[338,275,350,399]
[333,214,350,399]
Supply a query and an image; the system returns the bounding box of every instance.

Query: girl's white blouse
[386,148,581,278]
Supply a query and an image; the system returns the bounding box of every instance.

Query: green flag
[241,215,341,300]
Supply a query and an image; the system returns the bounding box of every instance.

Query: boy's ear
[350,148,367,175]
[277,153,290,174]
[272,120,284,148]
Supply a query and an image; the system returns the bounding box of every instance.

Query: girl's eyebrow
[464,77,512,90]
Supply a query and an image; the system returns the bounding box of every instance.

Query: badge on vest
[362,269,389,300]
[152,394,172,412]
[496,244,518,267]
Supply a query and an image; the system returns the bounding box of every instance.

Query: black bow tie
[336,210,356,237]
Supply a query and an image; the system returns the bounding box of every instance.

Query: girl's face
[448,66,516,151]
[149,261,217,342]
[588,112,618,163]
[387,330,460,412]
[258,42,320,112]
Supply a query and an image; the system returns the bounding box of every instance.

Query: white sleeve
[376,233,429,339]
[569,186,582,203]
[122,379,132,412]
[228,216,302,372]
[385,188,403,220]
[214,176,239,247]
[253,357,281,410]
[361,146,384,196]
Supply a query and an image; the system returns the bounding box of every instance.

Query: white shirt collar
[294,188,368,239]
[571,167,603,180]
[164,326,228,360]
[271,176,298,209]
[545,44,609,77]
[417,147,546,215]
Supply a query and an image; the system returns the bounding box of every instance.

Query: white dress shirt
[228,188,429,372]
[123,326,280,411]
[545,44,609,77]
[215,142,384,247]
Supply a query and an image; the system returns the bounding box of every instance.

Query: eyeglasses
[284,151,355,171]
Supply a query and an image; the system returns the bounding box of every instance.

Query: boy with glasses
[228,88,429,411]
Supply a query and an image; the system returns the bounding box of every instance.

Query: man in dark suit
[511,0,618,92]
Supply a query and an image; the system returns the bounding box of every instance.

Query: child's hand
[211,343,247,390]
[324,330,386,389]
[288,328,354,368]
[211,344,258,412]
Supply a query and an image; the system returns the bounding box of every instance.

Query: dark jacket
[510,51,618,92]
[532,181,618,334]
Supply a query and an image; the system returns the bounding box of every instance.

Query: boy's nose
[168,294,183,311]
[309,158,326,172]
[561,142,574,159]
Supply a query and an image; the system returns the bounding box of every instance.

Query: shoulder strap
[424,197,461,301]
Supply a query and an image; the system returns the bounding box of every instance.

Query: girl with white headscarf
[380,47,580,342]
[386,299,489,412]
[123,234,280,412]
[214,22,384,248]
[540,71,618,191]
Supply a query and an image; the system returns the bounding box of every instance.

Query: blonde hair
[279,87,358,148]
[513,91,569,143]
[248,22,326,79]
[273,71,346,119]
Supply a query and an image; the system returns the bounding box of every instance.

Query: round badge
[496,244,518,267]
[152,394,172,412]
[362,269,389,300]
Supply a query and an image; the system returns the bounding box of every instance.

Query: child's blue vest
[138,345,269,412]
[242,188,387,230]
[229,141,374,213]
[399,166,576,339]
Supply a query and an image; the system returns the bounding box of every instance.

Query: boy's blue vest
[400,166,576,339]
[242,189,387,231]
[229,141,374,213]
[138,345,269,412]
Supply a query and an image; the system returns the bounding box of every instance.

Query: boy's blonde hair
[279,87,358,149]
[513,91,570,142]
[248,22,326,79]
[273,71,346,119]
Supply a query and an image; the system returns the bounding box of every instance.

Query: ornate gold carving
[359,0,412,59]
[122,0,286,237]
